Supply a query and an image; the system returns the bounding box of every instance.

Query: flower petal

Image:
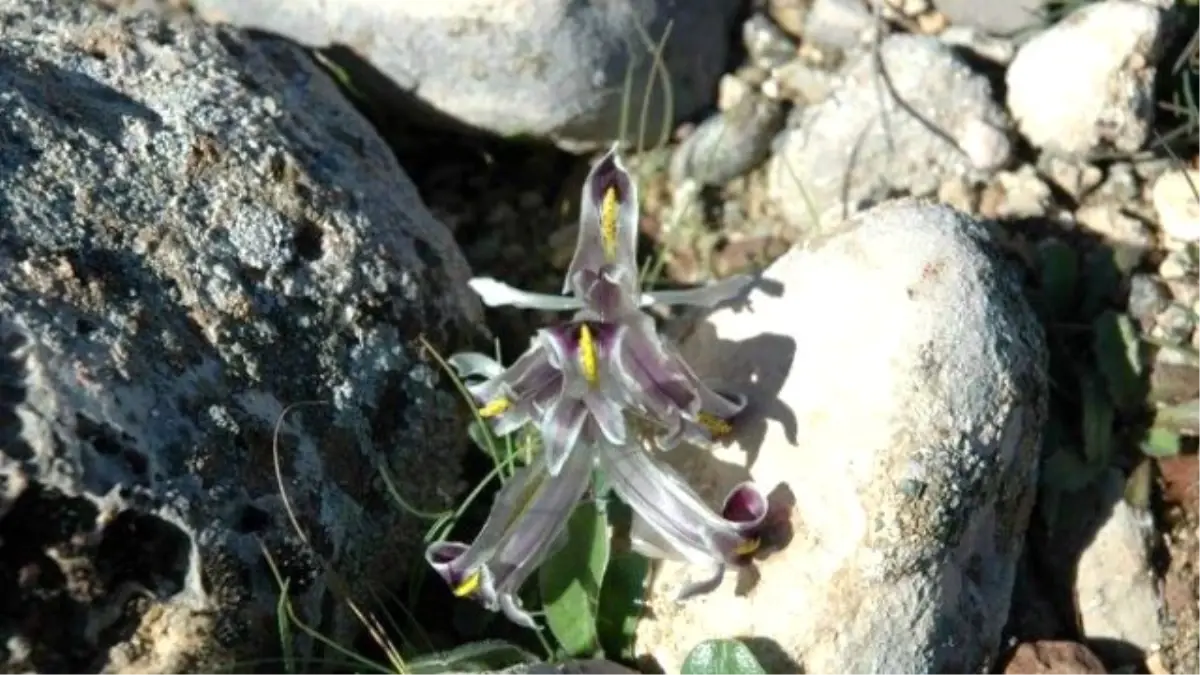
[540,397,590,476]
[585,389,627,445]
[564,144,640,297]
[470,277,585,311]
[599,440,740,567]
[448,352,505,381]
[611,315,697,419]
[487,443,597,625]
[642,274,754,309]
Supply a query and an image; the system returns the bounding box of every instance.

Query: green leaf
[1079,247,1122,319]
[1041,446,1105,493]
[538,500,611,658]
[1079,368,1115,467]
[596,551,650,660]
[407,640,541,674]
[1035,239,1080,319]
[680,639,766,675]
[1092,310,1145,413]
[1141,427,1183,458]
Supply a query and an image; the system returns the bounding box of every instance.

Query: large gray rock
[189,0,740,152]
[0,1,479,671]
[766,35,1012,235]
[635,200,1048,673]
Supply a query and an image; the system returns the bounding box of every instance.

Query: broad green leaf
[538,500,611,658]
[680,639,766,675]
[596,551,650,660]
[408,640,540,674]
[1141,427,1183,458]
[1153,398,1200,435]
[1035,239,1079,319]
[1041,446,1105,493]
[1079,247,1121,319]
[1079,368,1115,467]
[1092,310,1145,413]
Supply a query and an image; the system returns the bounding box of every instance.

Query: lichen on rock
[0,0,481,671]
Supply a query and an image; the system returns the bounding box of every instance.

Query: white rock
[1006,0,1168,156]
[1151,168,1200,242]
[767,35,1012,234]
[637,199,1048,673]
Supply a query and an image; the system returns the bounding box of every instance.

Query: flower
[599,438,769,600]
[425,441,596,628]
[466,143,753,320]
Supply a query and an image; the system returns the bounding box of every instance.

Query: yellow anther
[734,538,761,556]
[600,187,619,261]
[478,398,511,418]
[698,412,733,438]
[578,324,599,386]
[453,570,481,597]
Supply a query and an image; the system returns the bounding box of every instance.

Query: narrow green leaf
[1141,427,1183,458]
[1036,239,1080,319]
[1124,458,1155,510]
[407,640,540,674]
[1092,310,1145,413]
[596,551,650,660]
[1079,368,1115,467]
[680,639,766,675]
[538,500,611,658]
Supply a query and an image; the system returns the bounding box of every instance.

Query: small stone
[802,0,874,50]
[770,58,836,105]
[937,175,980,214]
[669,93,786,187]
[1150,303,1197,345]
[744,12,799,71]
[916,9,949,34]
[718,73,754,111]
[767,0,809,38]
[1040,156,1104,202]
[1158,248,1197,280]
[1128,274,1171,325]
[933,0,1054,34]
[1006,0,1168,156]
[938,25,1017,65]
[1075,202,1154,250]
[1151,168,1200,242]
[992,165,1053,219]
[1000,640,1108,674]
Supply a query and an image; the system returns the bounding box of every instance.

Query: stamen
[479,398,511,418]
[453,570,481,597]
[578,323,599,386]
[600,187,619,261]
[734,538,760,556]
[698,412,733,437]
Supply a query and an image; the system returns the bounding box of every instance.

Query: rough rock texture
[1041,470,1165,661]
[636,200,1048,673]
[0,1,479,671]
[1005,0,1168,157]
[188,0,740,152]
[932,0,1053,36]
[766,35,1012,234]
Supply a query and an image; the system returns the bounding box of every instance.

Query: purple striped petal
[539,397,590,476]
[564,144,641,298]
